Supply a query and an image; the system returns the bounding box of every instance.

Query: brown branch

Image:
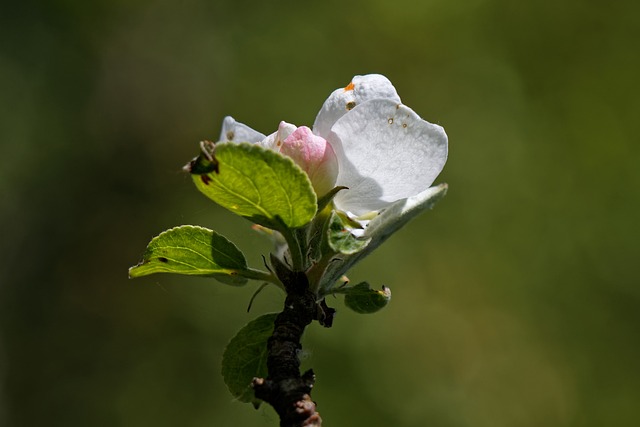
[252,256,327,427]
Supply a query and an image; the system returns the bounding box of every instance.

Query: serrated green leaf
[129,225,248,285]
[221,313,278,406]
[190,142,317,230]
[327,211,371,255]
[343,282,391,314]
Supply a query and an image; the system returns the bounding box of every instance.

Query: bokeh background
[2,0,639,426]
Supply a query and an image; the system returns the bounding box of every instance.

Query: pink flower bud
[280,126,338,197]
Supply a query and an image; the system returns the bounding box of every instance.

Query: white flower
[219,74,448,216]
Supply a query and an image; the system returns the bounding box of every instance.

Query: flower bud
[280,126,338,197]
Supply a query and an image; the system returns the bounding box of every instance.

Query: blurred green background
[2,0,639,426]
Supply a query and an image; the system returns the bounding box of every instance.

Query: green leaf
[361,183,448,246]
[221,313,278,406]
[129,225,249,285]
[317,185,348,213]
[327,211,371,255]
[343,282,391,314]
[190,142,317,230]
[319,183,448,293]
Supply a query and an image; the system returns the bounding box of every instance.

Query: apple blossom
[219,116,266,144]
[258,120,296,151]
[219,120,338,196]
[133,74,451,426]
[218,74,448,215]
[279,126,338,197]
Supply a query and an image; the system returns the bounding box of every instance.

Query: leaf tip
[317,185,349,212]
[128,264,143,279]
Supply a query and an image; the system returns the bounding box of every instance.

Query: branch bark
[252,258,324,427]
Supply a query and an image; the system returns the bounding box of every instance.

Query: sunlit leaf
[319,184,448,292]
[362,183,448,246]
[129,225,248,285]
[190,142,317,230]
[327,211,370,255]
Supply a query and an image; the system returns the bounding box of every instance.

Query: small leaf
[190,142,317,230]
[319,184,448,292]
[317,185,348,213]
[221,313,278,406]
[327,211,371,255]
[129,225,248,285]
[362,183,448,247]
[343,282,391,314]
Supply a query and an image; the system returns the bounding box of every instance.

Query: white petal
[218,116,266,143]
[313,74,401,139]
[328,99,448,215]
[259,121,297,150]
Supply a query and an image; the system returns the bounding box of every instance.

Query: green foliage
[127,117,449,416]
[128,225,249,285]
[343,282,391,314]
[327,211,371,255]
[7,1,640,425]
[365,184,448,247]
[190,142,317,230]
[221,313,278,407]
[318,184,449,293]
[317,185,348,213]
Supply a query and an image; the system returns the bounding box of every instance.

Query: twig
[252,257,323,426]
